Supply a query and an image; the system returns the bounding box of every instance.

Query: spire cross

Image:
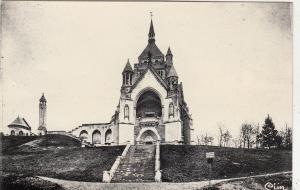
[150,12,153,19]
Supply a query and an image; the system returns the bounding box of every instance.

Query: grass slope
[23,134,82,147]
[1,136,37,153]
[161,145,292,182]
[1,135,125,182]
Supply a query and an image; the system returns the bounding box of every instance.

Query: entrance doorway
[139,129,159,144]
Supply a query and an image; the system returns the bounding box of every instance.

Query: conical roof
[149,19,155,35]
[166,46,172,55]
[40,93,46,103]
[122,59,133,73]
[8,116,31,130]
[148,19,155,43]
[167,65,178,78]
[138,42,164,61]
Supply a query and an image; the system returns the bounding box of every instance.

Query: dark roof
[122,59,133,73]
[166,46,172,55]
[148,19,155,43]
[149,19,155,36]
[138,42,164,61]
[8,116,31,130]
[167,65,178,78]
[40,93,46,102]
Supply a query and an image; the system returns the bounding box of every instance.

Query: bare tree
[201,133,214,146]
[232,137,242,148]
[285,124,292,149]
[223,130,232,147]
[280,123,292,149]
[208,136,214,146]
[254,123,261,148]
[240,123,256,149]
[218,122,225,147]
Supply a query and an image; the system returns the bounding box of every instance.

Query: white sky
[1,2,292,143]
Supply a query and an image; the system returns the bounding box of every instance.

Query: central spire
[148,13,155,43]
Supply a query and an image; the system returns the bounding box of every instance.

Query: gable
[130,66,168,93]
[130,67,168,102]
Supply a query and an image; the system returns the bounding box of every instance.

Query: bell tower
[38,93,47,136]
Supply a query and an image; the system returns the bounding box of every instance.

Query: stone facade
[71,18,195,145]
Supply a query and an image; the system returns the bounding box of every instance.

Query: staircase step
[111,145,156,183]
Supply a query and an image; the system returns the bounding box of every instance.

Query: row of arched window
[123,103,175,119]
[10,130,29,136]
[79,129,112,145]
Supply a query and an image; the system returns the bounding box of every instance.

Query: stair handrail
[103,142,131,183]
[155,140,162,182]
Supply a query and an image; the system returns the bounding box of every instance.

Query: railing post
[155,140,162,182]
[103,171,111,183]
[103,142,131,183]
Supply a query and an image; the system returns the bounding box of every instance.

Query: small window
[169,103,174,118]
[19,131,24,136]
[126,74,130,85]
[124,104,129,119]
[11,130,15,136]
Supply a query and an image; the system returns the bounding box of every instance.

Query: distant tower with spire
[38,93,47,136]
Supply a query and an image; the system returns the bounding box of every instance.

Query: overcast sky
[1,2,292,142]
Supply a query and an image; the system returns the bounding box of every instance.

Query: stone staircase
[111,145,156,183]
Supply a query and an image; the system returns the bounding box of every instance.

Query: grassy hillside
[1,135,125,182]
[23,134,82,147]
[1,136,37,153]
[160,145,292,182]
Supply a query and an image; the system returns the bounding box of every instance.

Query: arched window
[124,104,129,119]
[169,103,174,118]
[11,130,15,136]
[105,129,112,145]
[19,131,24,136]
[79,130,88,141]
[92,130,101,144]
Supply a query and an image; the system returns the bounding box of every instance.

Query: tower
[166,46,173,63]
[122,59,133,86]
[167,65,178,92]
[38,93,47,136]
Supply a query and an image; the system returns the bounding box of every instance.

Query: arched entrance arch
[136,128,161,144]
[134,87,163,108]
[92,130,101,144]
[19,131,24,136]
[105,129,112,145]
[135,89,162,119]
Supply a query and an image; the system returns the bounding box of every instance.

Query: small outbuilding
[8,116,32,136]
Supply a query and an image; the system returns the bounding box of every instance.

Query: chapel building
[71,18,195,145]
